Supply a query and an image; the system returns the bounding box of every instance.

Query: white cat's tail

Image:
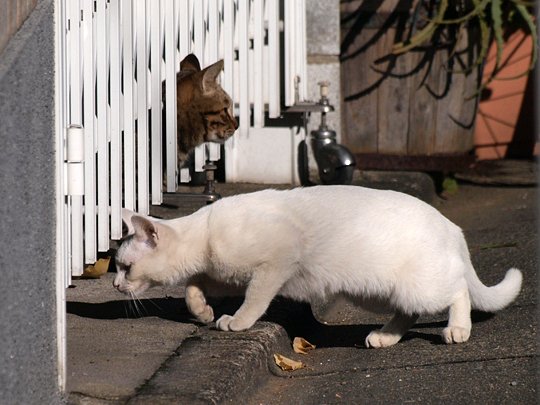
[466,266,523,312]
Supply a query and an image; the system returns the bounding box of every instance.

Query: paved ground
[66,171,537,404]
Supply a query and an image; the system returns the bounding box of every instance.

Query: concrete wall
[0,0,61,402]
[305,0,342,141]
[0,0,38,55]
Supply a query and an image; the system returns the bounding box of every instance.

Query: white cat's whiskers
[129,291,146,317]
[138,293,163,312]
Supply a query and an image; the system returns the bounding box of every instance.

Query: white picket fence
[56,0,307,281]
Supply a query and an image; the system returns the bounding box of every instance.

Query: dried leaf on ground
[293,337,316,354]
[82,257,110,278]
[273,354,305,371]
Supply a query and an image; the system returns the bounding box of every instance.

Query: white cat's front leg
[216,265,292,331]
[185,278,214,324]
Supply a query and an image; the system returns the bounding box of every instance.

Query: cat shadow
[67,296,495,348]
[67,297,198,324]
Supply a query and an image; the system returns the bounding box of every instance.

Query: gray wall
[0,0,61,403]
[305,0,341,140]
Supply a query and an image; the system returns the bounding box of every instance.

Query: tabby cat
[175,54,238,167]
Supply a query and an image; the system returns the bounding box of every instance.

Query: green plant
[391,0,537,95]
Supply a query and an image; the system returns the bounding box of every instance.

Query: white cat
[113,186,522,348]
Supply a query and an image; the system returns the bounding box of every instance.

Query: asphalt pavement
[66,169,537,404]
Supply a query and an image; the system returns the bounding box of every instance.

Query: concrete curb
[129,322,291,404]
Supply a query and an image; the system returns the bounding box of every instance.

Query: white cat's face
[113,236,154,295]
[113,213,163,296]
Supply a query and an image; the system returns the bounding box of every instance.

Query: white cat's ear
[121,208,137,237]
[201,59,224,92]
[131,216,159,248]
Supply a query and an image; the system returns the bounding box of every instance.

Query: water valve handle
[318,81,329,98]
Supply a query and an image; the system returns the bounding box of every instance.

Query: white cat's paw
[215,314,251,331]
[365,330,401,349]
[442,326,470,344]
[195,305,214,324]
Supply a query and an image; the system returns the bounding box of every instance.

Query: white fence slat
[110,0,123,239]
[68,0,82,124]
[207,0,221,163]
[178,0,190,64]
[284,0,294,106]
[295,0,307,102]
[194,144,205,172]
[164,0,177,192]
[221,0,234,96]
[207,0,219,63]
[96,0,109,251]
[252,0,264,128]
[122,0,136,211]
[136,0,149,214]
[82,0,96,263]
[150,0,162,204]
[180,167,191,183]
[267,0,280,118]
[223,0,236,181]
[238,0,249,138]
[192,0,204,64]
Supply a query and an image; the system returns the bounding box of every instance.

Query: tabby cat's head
[177,54,238,154]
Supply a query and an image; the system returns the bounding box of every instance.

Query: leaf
[437,0,490,25]
[273,354,305,371]
[82,257,111,278]
[491,0,504,73]
[392,0,448,55]
[513,3,538,73]
[293,337,316,354]
[442,177,459,195]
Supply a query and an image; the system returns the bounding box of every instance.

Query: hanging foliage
[391,0,537,96]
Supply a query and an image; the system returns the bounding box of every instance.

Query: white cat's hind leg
[365,312,418,348]
[442,288,471,344]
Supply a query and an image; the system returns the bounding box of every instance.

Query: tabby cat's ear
[131,216,159,248]
[201,59,224,93]
[180,54,201,73]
